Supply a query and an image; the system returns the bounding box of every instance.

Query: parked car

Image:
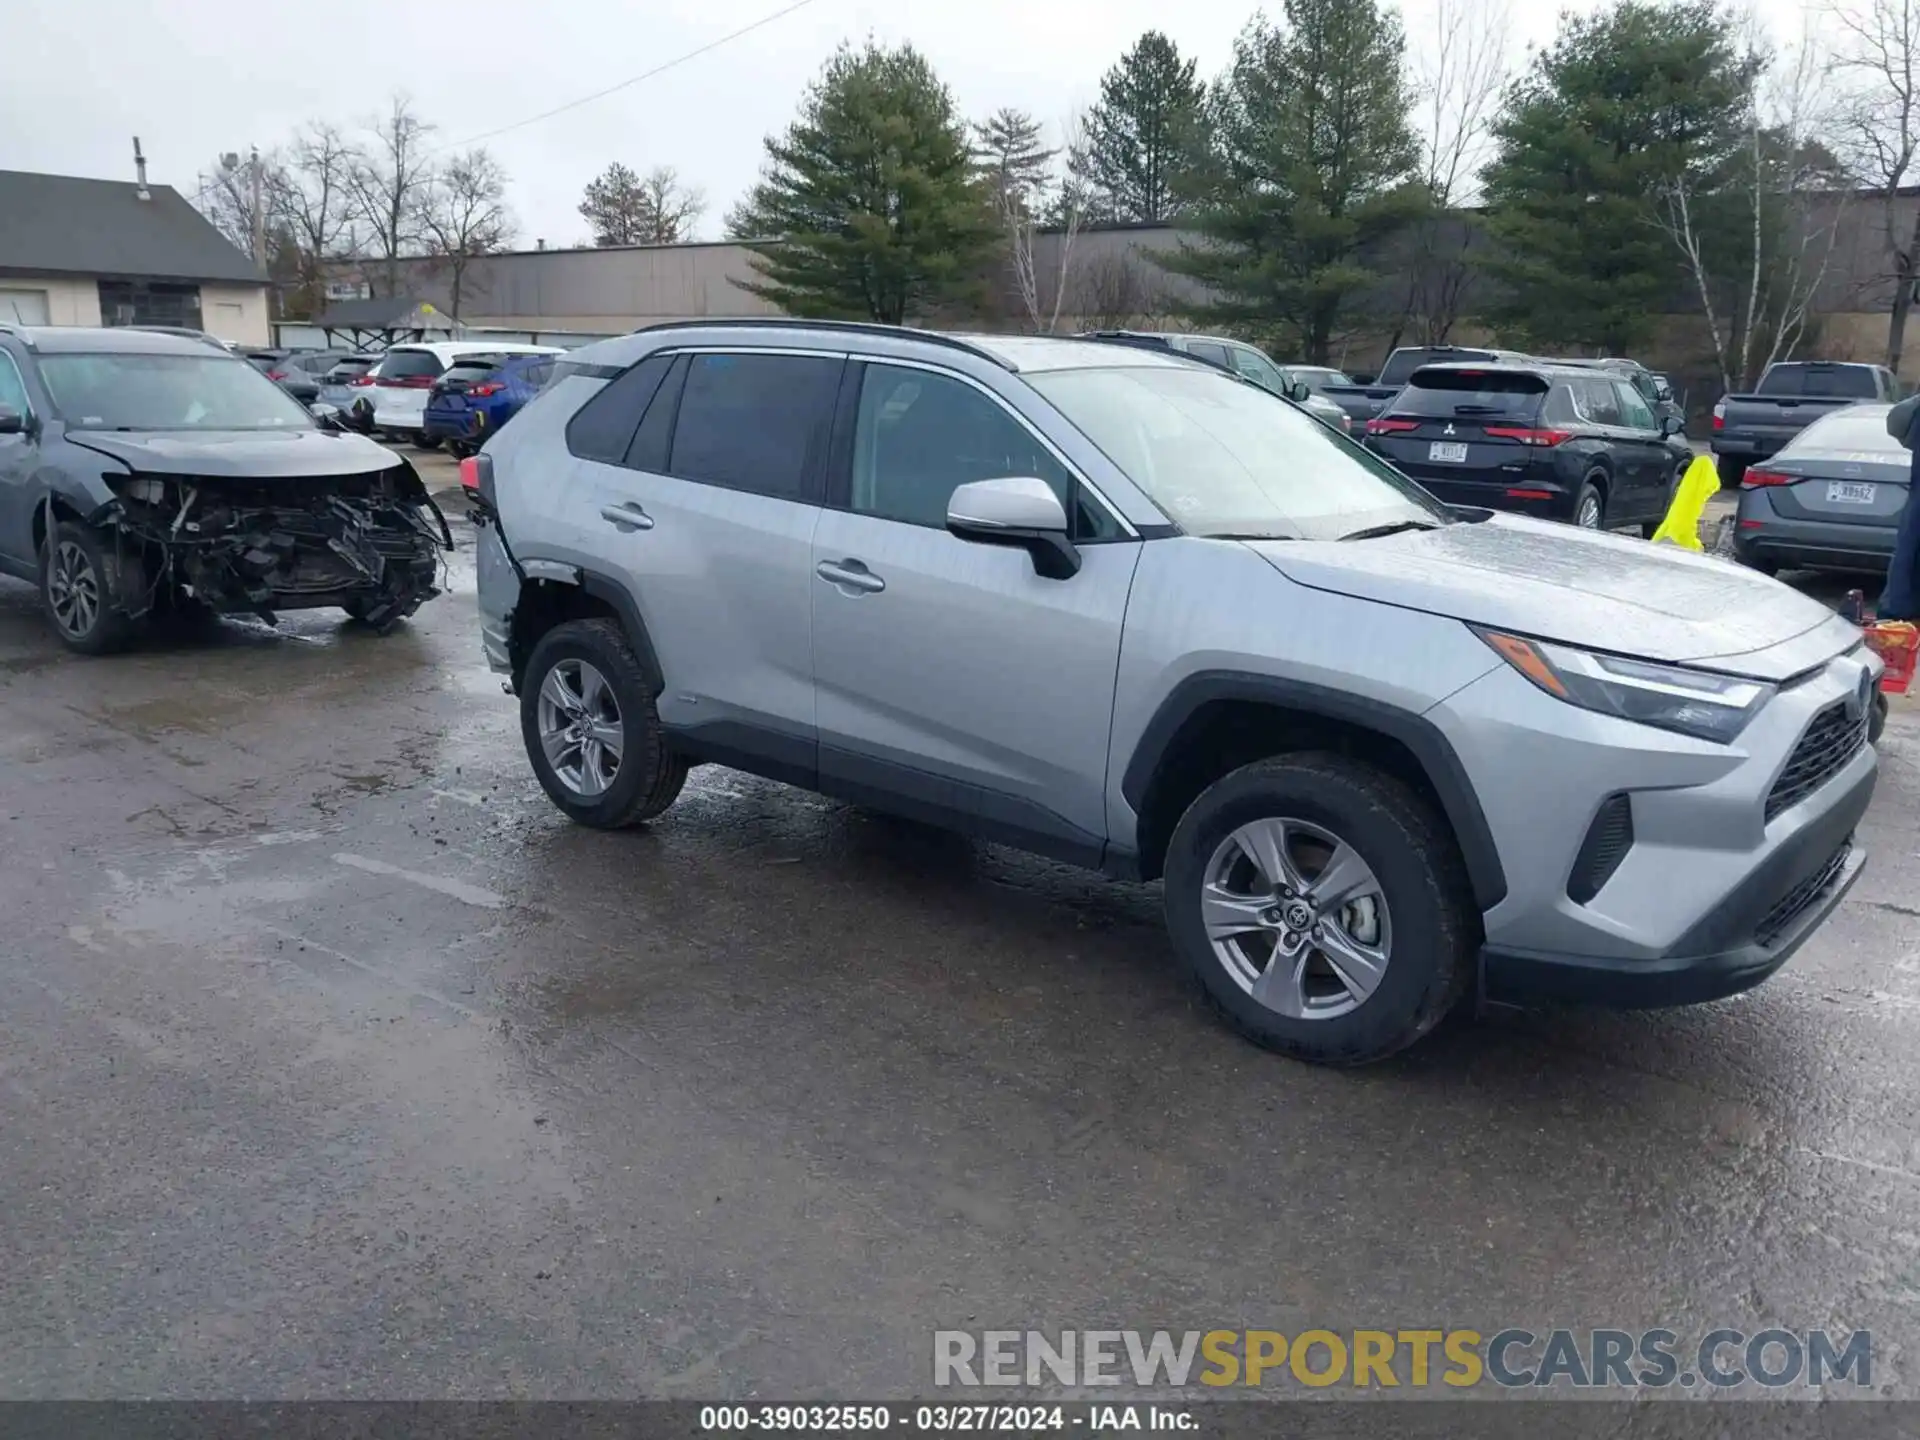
[423,352,559,457]
[1321,345,1535,426]
[360,342,565,448]
[1732,403,1911,577]
[312,353,382,419]
[1362,361,1689,532]
[243,348,324,407]
[1713,361,1900,486]
[464,319,1877,1066]
[1077,330,1353,432]
[0,324,449,652]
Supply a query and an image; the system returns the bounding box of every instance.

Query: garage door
[0,288,50,325]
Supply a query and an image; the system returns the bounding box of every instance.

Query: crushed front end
[100,462,452,629]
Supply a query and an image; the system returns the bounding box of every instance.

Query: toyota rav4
[466,321,1880,1065]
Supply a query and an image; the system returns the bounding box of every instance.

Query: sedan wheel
[1202,816,1391,1020]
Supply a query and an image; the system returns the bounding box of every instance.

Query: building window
[98,280,203,330]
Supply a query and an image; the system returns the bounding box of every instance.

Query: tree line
[722,0,1920,390]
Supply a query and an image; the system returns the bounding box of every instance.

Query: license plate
[1827,481,1876,504]
[1428,442,1469,463]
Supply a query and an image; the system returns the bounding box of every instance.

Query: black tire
[1573,475,1607,530]
[1163,753,1477,1066]
[413,436,443,452]
[447,441,474,460]
[1871,690,1889,746]
[1716,454,1747,488]
[40,520,145,655]
[520,618,688,829]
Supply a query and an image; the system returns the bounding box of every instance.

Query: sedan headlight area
[1475,629,1775,743]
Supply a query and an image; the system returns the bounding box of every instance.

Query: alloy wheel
[48,540,101,640]
[1200,817,1392,1020]
[536,658,625,798]
[1576,492,1603,529]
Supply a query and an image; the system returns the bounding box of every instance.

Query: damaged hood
[67,427,409,480]
[1246,513,1855,678]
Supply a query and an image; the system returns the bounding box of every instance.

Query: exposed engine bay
[98,464,452,630]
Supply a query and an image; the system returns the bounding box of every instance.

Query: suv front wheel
[1163,754,1476,1065]
[520,619,689,828]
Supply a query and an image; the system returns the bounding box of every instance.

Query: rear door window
[1580,378,1623,426]
[666,352,842,501]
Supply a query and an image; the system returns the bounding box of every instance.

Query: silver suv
[469,321,1880,1065]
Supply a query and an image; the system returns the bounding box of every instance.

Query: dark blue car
[422,352,557,457]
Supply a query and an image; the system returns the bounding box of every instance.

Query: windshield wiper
[1338,520,1443,542]
[1208,531,1303,542]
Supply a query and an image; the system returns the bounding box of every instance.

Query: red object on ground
[1864,620,1919,696]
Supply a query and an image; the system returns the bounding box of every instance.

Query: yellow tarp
[1649,454,1721,550]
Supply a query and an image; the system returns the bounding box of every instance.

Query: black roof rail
[632,317,1016,370]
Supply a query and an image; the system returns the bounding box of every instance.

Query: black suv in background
[1362,361,1689,532]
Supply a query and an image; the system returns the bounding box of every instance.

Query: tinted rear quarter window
[566,353,675,463]
[667,352,841,499]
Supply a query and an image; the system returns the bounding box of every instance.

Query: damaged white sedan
[0,324,450,653]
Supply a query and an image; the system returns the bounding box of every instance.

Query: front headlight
[1474,629,1775,743]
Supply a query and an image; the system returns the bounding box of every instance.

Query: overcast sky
[7,0,1823,250]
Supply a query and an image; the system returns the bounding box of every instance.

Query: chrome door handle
[815,559,885,594]
[600,502,653,531]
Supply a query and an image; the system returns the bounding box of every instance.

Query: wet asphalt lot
[3,457,1920,1402]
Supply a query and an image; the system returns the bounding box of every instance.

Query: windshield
[1030,364,1450,541]
[39,353,315,431]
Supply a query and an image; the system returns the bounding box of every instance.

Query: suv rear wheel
[520,618,688,828]
[1163,754,1476,1065]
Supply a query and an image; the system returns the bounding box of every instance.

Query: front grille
[1765,700,1867,822]
[1568,793,1634,904]
[1755,839,1852,947]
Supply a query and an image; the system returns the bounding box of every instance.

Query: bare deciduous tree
[419,149,514,319]
[1658,16,1849,391]
[1395,0,1512,347]
[635,166,705,244]
[274,123,363,316]
[1830,0,1920,371]
[347,96,438,299]
[1000,114,1088,333]
[1068,247,1171,331]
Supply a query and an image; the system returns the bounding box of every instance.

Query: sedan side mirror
[946,477,1081,580]
[0,404,29,436]
[1286,379,1313,404]
[1661,414,1685,437]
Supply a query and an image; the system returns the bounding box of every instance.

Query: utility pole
[249,146,266,268]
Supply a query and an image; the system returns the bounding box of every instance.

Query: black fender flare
[1120,671,1508,912]
[575,569,665,692]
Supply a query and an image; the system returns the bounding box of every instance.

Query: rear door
[557,348,839,760]
[1363,367,1556,503]
[0,346,41,567]
[1608,377,1675,520]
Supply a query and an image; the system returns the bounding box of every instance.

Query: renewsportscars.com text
[933,1328,1872,1391]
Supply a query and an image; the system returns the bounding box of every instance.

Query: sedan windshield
[39,353,314,431]
[1029,364,1449,541]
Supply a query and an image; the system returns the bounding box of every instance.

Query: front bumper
[1434,643,1880,1009]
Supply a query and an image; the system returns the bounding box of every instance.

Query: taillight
[1483,427,1572,447]
[459,455,482,493]
[1505,488,1555,500]
[1742,468,1791,487]
[1366,418,1419,435]
[349,374,377,387]
[1712,402,1725,431]
[467,381,505,398]
[266,369,288,381]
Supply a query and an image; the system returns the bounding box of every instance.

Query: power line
[441,0,819,151]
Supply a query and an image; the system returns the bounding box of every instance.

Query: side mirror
[1286,379,1312,404]
[1661,414,1685,437]
[946,477,1081,580]
[0,404,29,436]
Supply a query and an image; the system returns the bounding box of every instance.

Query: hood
[1248,513,1854,678]
[66,427,405,480]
